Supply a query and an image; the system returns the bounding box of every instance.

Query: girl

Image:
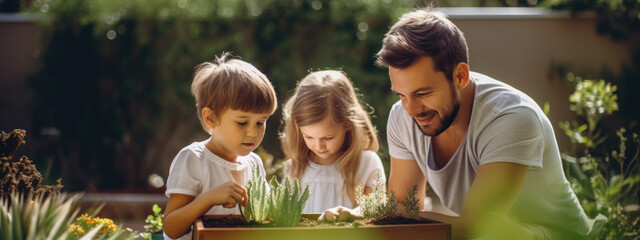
[280,70,385,215]
[163,53,277,240]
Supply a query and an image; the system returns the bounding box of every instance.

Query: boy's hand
[206,181,248,208]
[318,206,362,223]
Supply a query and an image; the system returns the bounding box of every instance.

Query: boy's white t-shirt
[164,140,266,240]
[387,72,591,238]
[284,150,386,213]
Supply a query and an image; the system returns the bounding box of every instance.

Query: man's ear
[453,62,470,90]
[202,107,218,131]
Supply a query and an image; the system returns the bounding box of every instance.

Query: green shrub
[143,204,164,235]
[355,173,420,221]
[0,192,139,240]
[26,0,425,191]
[559,74,639,239]
[0,129,62,199]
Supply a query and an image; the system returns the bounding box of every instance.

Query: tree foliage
[27,0,424,190]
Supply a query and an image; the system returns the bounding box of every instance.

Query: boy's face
[299,116,348,165]
[205,109,270,162]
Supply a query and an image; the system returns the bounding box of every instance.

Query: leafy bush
[355,173,419,221]
[559,74,639,239]
[544,0,640,135]
[1,129,138,239]
[25,0,426,191]
[403,185,420,220]
[144,204,164,234]
[0,192,139,240]
[356,174,397,220]
[0,129,62,198]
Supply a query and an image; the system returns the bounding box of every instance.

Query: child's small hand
[206,181,248,208]
[318,206,362,223]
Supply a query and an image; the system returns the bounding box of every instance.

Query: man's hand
[318,206,363,223]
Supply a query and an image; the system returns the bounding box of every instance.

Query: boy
[163,53,277,240]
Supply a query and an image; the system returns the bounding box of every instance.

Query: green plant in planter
[268,177,310,227]
[356,173,420,221]
[559,73,640,239]
[241,166,310,227]
[140,204,164,240]
[242,168,271,223]
[403,185,420,220]
[356,177,397,220]
[0,192,139,240]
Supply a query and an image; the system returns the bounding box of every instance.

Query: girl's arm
[163,182,248,239]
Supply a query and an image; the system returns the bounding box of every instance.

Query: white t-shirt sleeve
[476,107,544,168]
[165,148,203,197]
[359,151,386,190]
[387,102,415,160]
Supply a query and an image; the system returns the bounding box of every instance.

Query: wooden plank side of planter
[193,214,451,240]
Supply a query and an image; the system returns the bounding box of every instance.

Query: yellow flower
[76,214,89,221]
[69,224,86,235]
[71,214,118,238]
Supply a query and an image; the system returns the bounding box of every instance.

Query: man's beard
[414,88,460,137]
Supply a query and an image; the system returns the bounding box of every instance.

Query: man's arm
[422,162,529,240]
[388,157,426,210]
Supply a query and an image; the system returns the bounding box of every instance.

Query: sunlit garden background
[1,0,638,239]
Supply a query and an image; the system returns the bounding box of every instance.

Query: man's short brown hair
[376,10,469,81]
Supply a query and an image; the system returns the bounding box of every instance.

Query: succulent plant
[268,177,310,227]
[242,167,271,223]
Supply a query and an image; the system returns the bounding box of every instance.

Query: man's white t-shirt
[164,140,267,240]
[387,72,590,238]
[284,150,386,213]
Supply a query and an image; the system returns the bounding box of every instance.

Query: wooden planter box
[193,212,451,240]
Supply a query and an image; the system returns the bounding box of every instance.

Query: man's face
[389,56,460,137]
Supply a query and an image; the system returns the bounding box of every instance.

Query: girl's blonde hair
[281,70,379,205]
[191,52,277,132]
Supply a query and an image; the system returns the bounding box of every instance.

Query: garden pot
[193,212,451,240]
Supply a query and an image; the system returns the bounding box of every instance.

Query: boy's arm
[163,182,247,239]
[163,193,202,238]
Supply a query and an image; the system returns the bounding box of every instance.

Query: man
[374,9,592,239]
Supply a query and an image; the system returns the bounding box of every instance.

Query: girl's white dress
[284,150,385,213]
[164,140,266,240]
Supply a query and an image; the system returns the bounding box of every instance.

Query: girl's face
[299,116,348,165]
[205,108,270,162]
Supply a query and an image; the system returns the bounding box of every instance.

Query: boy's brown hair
[191,52,277,132]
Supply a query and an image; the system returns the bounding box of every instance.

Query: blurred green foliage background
[1,0,637,194]
[25,0,426,191]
